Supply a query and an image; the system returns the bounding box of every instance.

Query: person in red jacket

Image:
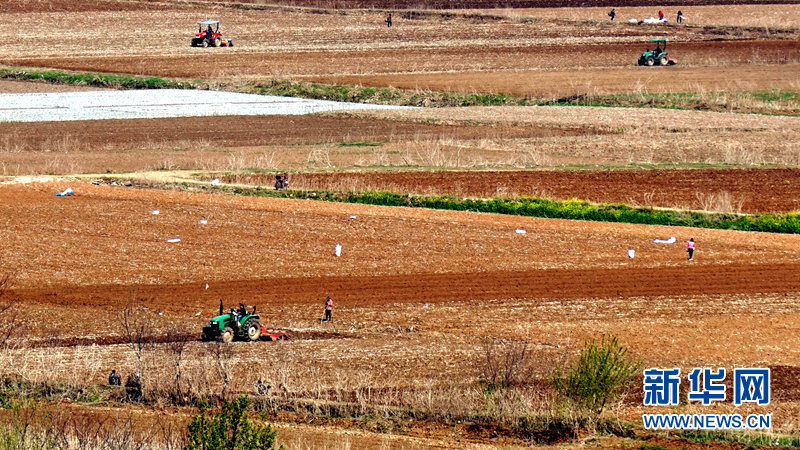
[323,296,333,322]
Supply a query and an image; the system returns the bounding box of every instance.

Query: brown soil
[0,80,106,93]
[307,62,800,98]
[211,0,800,9]
[2,182,799,440]
[0,0,168,13]
[12,262,800,313]
[495,4,800,28]
[11,40,799,82]
[0,115,595,152]
[236,168,800,213]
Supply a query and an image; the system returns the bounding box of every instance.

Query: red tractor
[191,20,233,48]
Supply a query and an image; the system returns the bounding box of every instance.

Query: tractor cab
[638,39,676,66]
[191,20,233,48]
[201,301,262,342]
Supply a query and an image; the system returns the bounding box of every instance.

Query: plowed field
[1,181,800,438]
[4,0,800,444]
[236,168,800,213]
[308,63,800,98]
[3,5,799,99]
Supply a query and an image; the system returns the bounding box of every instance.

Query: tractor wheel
[243,318,261,341]
[202,39,209,48]
[646,57,655,66]
[221,327,234,343]
[659,56,668,66]
[213,37,221,47]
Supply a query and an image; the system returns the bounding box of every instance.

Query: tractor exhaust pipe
[219,299,223,316]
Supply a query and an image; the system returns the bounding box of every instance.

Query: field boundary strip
[2,66,797,115]
[98,177,800,234]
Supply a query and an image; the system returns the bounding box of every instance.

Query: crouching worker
[108,369,121,386]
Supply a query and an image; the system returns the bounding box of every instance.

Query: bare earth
[2,6,799,98]
[232,168,800,213]
[2,0,800,447]
[1,182,799,439]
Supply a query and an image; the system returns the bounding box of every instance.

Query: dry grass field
[2,1,799,99]
[487,4,800,28]
[2,0,800,447]
[2,105,799,176]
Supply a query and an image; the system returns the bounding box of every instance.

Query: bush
[186,396,280,450]
[552,336,639,421]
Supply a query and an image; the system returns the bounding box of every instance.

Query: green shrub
[553,336,639,421]
[186,396,280,450]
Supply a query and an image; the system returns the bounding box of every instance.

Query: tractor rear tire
[646,57,655,66]
[659,56,668,66]
[221,327,234,343]
[243,318,261,341]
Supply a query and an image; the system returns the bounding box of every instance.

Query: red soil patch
[11,262,800,314]
[239,168,800,213]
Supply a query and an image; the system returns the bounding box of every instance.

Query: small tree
[207,342,235,400]
[164,325,190,405]
[478,338,534,393]
[0,274,20,345]
[118,302,157,400]
[553,335,639,421]
[186,396,279,450]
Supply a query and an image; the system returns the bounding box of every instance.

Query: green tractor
[638,39,677,66]
[201,301,263,343]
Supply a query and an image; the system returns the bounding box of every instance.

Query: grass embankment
[2,66,797,115]
[167,182,800,234]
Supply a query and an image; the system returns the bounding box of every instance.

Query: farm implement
[638,39,677,66]
[201,302,288,343]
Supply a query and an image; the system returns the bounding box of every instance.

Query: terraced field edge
[145,181,800,234]
[2,66,797,115]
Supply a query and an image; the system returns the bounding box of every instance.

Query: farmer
[323,296,333,322]
[608,8,616,21]
[385,13,392,27]
[676,10,683,23]
[108,369,121,386]
[658,10,664,20]
[237,303,247,318]
[686,238,695,261]
[282,173,289,189]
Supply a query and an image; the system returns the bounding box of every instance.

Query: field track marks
[12,262,800,310]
